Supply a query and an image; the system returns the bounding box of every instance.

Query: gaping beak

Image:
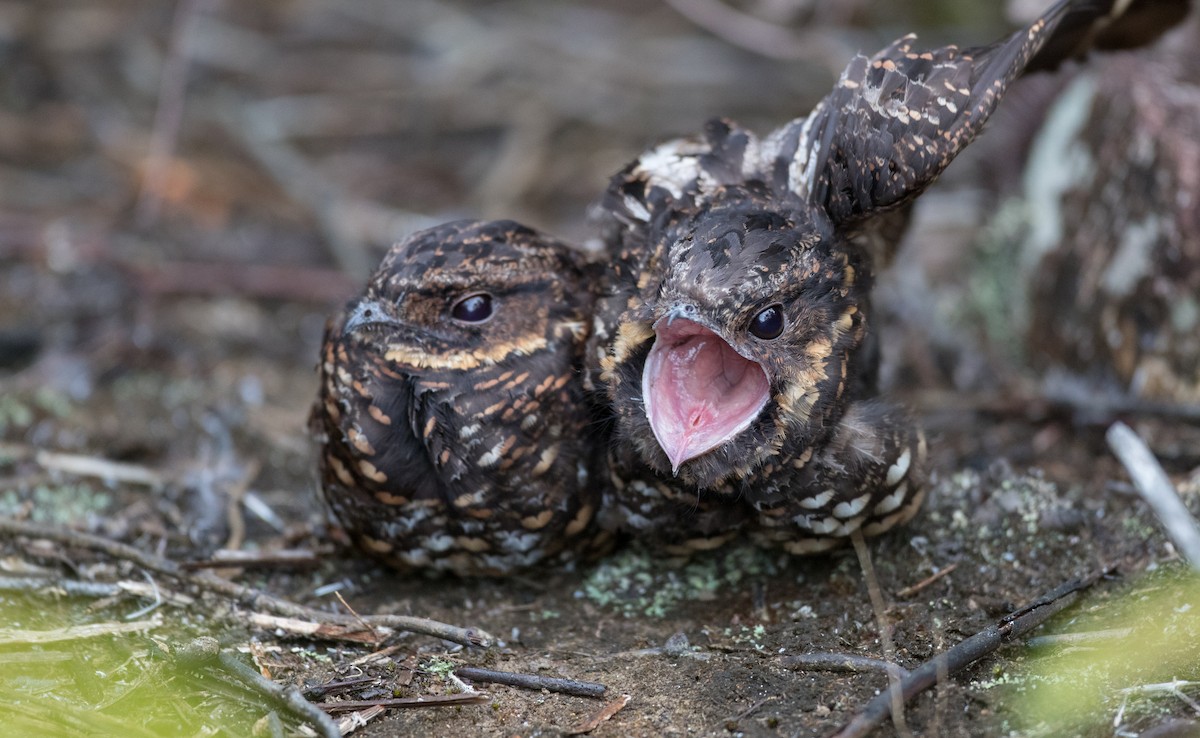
[641,307,770,474]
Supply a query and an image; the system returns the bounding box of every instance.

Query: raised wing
[776,3,1069,223]
[772,0,1189,224]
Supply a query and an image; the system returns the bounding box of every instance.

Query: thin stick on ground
[318,693,490,712]
[0,518,492,647]
[850,529,911,738]
[453,665,607,698]
[779,652,910,677]
[897,563,958,598]
[1106,421,1200,569]
[335,590,383,643]
[173,636,341,738]
[221,458,260,554]
[178,549,321,570]
[218,649,343,738]
[243,612,388,645]
[335,704,386,734]
[830,569,1106,738]
[33,449,165,487]
[567,694,632,735]
[0,576,125,598]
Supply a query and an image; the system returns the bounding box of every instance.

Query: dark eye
[749,304,784,340]
[451,293,494,323]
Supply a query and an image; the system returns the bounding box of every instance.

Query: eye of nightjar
[451,293,494,323]
[749,305,785,340]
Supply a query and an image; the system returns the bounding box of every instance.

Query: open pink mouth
[642,316,769,473]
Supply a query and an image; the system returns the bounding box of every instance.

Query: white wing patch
[632,138,720,200]
[622,194,651,222]
[789,110,822,200]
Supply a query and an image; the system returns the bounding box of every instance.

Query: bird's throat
[642,318,769,473]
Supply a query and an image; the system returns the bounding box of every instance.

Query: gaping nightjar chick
[590,0,1187,553]
[312,220,604,576]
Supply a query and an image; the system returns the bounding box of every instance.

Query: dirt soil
[2,2,1199,736]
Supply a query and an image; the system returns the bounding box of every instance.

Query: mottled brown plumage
[310,0,1189,573]
[592,178,929,553]
[312,220,605,575]
[590,0,1186,553]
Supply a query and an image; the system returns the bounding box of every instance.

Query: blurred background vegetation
[0,0,1020,277]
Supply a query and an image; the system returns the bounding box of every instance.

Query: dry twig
[174,636,341,738]
[33,449,165,487]
[334,590,384,644]
[219,648,341,738]
[850,529,911,737]
[318,693,490,712]
[831,570,1105,738]
[1107,421,1200,568]
[244,613,385,644]
[0,576,123,598]
[0,518,492,647]
[567,693,632,735]
[780,652,911,677]
[335,704,387,734]
[453,665,607,698]
[897,563,958,598]
[178,549,320,570]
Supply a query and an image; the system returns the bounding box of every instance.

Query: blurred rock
[1014,20,1200,403]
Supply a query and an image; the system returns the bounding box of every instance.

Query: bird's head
[608,187,869,487]
[338,220,589,379]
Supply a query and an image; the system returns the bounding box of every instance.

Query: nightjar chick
[313,220,605,576]
[591,0,1188,554]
